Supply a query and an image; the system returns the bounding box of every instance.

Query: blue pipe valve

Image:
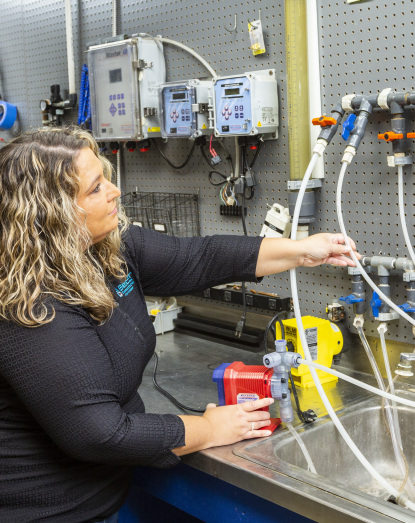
[370,292,382,318]
[339,294,364,305]
[399,303,415,314]
[341,114,357,141]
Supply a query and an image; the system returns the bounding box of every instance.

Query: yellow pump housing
[274,316,343,389]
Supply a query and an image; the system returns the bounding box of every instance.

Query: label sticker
[237,393,259,404]
[305,327,318,361]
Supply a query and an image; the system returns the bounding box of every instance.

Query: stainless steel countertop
[138,331,415,523]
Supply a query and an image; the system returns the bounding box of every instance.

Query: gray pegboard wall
[1,0,415,345]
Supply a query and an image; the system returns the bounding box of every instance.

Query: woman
[0,127,360,522]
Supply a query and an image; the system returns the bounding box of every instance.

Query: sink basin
[235,390,415,521]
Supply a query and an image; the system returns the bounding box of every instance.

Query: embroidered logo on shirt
[115,272,135,297]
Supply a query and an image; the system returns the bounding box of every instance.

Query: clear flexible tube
[359,324,415,498]
[378,325,402,446]
[382,375,410,494]
[296,358,415,409]
[285,422,317,474]
[398,164,415,267]
[336,161,415,327]
[356,325,385,387]
[290,153,415,510]
[377,326,415,498]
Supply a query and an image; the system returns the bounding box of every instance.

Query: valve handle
[339,294,364,305]
[399,303,415,313]
[378,131,404,142]
[312,116,337,127]
[370,291,382,318]
[341,114,357,141]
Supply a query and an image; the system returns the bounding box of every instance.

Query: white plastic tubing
[64,0,76,95]
[336,161,415,327]
[140,35,218,80]
[290,152,415,510]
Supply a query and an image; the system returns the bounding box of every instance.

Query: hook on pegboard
[223,14,237,33]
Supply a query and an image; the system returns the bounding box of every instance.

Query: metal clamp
[191,103,208,114]
[287,179,322,190]
[387,155,413,167]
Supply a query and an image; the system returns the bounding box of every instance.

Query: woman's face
[76,147,121,244]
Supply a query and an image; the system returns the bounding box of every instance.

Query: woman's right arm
[173,397,274,456]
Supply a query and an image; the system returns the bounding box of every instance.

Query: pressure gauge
[40,99,51,112]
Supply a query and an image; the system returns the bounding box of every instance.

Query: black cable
[208,170,229,186]
[249,140,263,169]
[235,171,248,337]
[151,139,197,170]
[152,352,205,413]
[264,311,288,353]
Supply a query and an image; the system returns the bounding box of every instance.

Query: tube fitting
[342,145,356,165]
[353,314,364,328]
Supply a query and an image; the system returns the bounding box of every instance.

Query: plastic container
[146,302,182,335]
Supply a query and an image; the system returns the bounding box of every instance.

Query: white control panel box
[159,80,211,139]
[212,69,278,138]
[87,37,165,141]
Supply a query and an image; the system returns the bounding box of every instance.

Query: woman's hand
[256,233,361,277]
[298,233,360,267]
[203,397,274,445]
[174,397,274,456]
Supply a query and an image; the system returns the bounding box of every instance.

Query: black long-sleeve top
[0,226,263,523]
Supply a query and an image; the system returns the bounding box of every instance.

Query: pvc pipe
[112,0,117,37]
[398,164,415,267]
[291,155,415,510]
[116,149,121,190]
[285,422,317,474]
[336,161,415,327]
[64,0,76,94]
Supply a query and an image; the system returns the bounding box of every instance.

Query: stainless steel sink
[235,390,415,522]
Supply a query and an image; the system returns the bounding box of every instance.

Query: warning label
[305,327,318,360]
[261,107,277,125]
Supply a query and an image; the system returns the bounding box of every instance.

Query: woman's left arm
[255,233,361,277]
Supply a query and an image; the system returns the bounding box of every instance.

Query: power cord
[151,138,197,170]
[152,352,205,413]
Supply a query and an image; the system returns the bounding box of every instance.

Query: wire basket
[120,191,200,237]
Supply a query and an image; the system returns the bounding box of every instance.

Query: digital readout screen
[172,92,187,100]
[224,87,240,96]
[109,68,122,83]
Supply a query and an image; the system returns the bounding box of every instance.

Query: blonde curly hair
[0,127,129,326]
